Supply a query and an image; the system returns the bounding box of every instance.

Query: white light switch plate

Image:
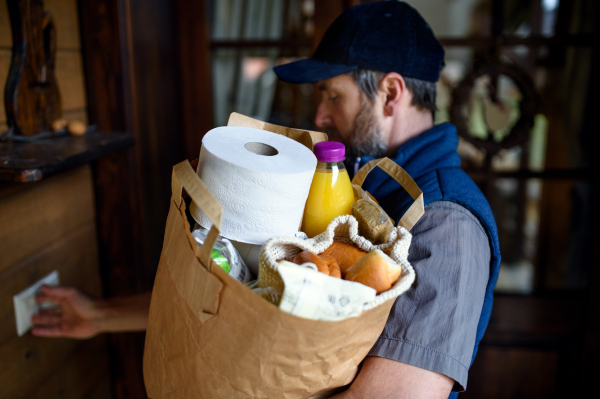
[13,270,60,337]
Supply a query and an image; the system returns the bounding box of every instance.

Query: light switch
[13,270,60,337]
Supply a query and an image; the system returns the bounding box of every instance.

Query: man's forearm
[331,356,454,399]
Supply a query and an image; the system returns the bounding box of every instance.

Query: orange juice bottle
[302,141,355,238]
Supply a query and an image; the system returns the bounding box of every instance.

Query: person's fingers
[31,314,63,326]
[39,285,79,299]
[35,294,60,304]
[31,326,64,337]
[34,308,62,317]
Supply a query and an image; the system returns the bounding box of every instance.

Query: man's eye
[328,96,338,103]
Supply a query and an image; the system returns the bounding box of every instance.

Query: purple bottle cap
[314,141,345,162]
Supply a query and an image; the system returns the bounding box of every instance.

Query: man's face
[314,74,387,159]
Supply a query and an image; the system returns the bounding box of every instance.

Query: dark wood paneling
[84,371,114,399]
[0,1,11,47]
[0,160,108,398]
[463,347,559,399]
[175,0,213,161]
[0,49,86,125]
[92,152,148,399]
[79,0,200,397]
[0,0,82,50]
[0,0,87,128]
[27,337,110,399]
[467,293,593,397]
[78,0,131,132]
[482,294,585,348]
[313,1,344,50]
[0,334,82,398]
[127,0,186,270]
[578,219,600,393]
[55,51,88,110]
[0,166,95,274]
[78,0,148,397]
[0,223,102,346]
[0,131,134,182]
[0,335,109,399]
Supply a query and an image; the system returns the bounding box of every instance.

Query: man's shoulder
[418,200,488,239]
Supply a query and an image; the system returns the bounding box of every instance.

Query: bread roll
[344,249,402,294]
[320,255,341,278]
[290,251,341,278]
[321,241,368,277]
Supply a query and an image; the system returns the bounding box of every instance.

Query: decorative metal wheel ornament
[450,62,539,156]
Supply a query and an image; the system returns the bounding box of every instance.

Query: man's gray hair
[350,68,437,114]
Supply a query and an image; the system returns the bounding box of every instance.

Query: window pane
[208,0,314,41]
[404,0,491,38]
[498,45,594,170]
[503,0,593,37]
[437,42,594,173]
[208,0,315,126]
[212,49,284,126]
[488,177,596,293]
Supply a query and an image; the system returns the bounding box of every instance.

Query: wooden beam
[175,0,214,160]
[78,0,148,397]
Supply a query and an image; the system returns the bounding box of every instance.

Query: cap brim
[274,58,358,84]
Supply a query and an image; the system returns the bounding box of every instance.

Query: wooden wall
[0,1,111,398]
[0,167,112,399]
[0,0,89,132]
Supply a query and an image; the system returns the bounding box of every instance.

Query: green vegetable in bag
[211,247,231,273]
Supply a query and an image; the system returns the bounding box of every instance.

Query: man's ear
[380,73,406,117]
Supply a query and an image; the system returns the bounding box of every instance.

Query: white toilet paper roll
[191,126,317,245]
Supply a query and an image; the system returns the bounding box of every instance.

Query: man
[33,2,500,397]
[273,2,500,398]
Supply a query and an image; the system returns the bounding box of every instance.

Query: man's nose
[314,102,333,128]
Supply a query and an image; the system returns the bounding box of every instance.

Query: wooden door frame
[78,0,215,397]
[78,0,148,397]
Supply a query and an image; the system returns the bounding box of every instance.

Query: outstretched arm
[331,356,453,399]
[31,285,151,339]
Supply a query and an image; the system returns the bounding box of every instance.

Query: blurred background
[0,0,598,398]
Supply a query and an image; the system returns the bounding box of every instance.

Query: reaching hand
[31,286,151,339]
[31,285,103,339]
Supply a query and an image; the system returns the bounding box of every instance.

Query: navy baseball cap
[274,1,444,84]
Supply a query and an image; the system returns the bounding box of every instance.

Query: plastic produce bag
[192,224,252,283]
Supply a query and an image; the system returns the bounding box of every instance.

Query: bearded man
[31,2,500,397]
[274,2,500,398]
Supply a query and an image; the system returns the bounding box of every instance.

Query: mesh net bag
[258,214,415,310]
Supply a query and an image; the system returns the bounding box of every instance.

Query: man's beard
[325,96,388,160]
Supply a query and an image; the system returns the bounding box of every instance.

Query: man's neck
[385,110,433,156]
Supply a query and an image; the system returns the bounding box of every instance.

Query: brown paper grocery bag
[143,160,401,399]
[352,157,425,231]
[227,112,328,151]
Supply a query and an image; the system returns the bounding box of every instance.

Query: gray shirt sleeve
[368,201,490,392]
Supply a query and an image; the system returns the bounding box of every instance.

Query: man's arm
[334,201,491,397]
[31,285,151,338]
[332,357,453,399]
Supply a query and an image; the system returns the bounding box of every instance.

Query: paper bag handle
[352,157,424,231]
[171,160,223,269]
